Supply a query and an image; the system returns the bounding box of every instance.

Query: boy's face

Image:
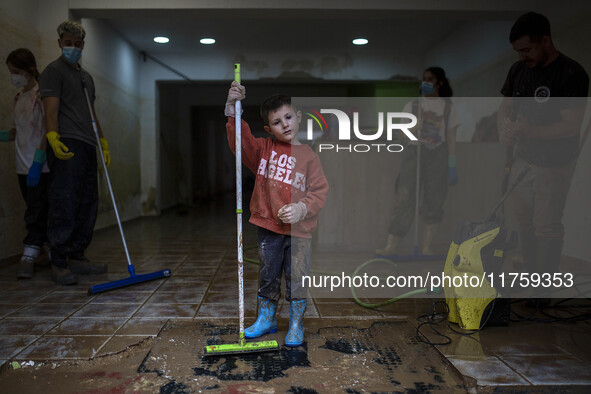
[264,104,302,144]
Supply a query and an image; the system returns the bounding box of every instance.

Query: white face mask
[10,74,28,88]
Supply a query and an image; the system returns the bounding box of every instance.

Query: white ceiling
[79,8,517,57]
[71,2,591,82]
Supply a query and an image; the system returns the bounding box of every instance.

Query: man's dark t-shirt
[39,57,97,147]
[501,53,589,167]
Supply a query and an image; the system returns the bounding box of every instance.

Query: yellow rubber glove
[99,137,111,167]
[46,131,74,160]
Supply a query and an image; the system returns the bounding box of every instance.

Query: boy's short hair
[260,94,297,126]
[57,21,86,39]
[510,12,551,43]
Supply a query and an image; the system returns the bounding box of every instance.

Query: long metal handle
[82,82,135,275]
[234,64,245,344]
[413,100,422,255]
[486,165,531,222]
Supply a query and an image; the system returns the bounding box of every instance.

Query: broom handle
[414,141,421,254]
[413,99,422,255]
[234,64,245,345]
[576,116,591,162]
[82,82,134,274]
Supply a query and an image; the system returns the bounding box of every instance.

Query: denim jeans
[17,173,49,247]
[509,157,575,239]
[47,138,98,267]
[257,227,312,302]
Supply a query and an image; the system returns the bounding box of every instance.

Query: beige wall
[0,2,141,260]
[0,0,45,259]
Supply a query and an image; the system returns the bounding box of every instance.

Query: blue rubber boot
[285,299,307,347]
[245,296,278,339]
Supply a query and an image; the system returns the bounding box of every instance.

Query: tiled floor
[1,200,590,390]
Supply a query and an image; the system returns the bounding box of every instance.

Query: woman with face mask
[1,48,49,279]
[376,66,461,257]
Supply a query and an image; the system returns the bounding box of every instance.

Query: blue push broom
[82,81,171,295]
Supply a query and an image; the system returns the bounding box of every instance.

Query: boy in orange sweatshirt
[225,81,329,346]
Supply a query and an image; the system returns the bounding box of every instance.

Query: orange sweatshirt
[226,117,329,238]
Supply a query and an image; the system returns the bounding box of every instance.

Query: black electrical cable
[509,298,591,323]
[508,279,591,323]
[416,295,501,346]
[416,301,452,346]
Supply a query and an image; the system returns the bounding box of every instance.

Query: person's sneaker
[68,256,108,275]
[17,258,34,279]
[51,266,78,285]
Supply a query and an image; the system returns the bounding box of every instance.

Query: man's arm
[43,96,75,160]
[43,97,60,134]
[516,106,585,140]
[497,97,518,147]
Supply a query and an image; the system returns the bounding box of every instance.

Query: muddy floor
[0,318,468,393]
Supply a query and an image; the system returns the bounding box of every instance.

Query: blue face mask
[420,81,435,95]
[62,47,82,64]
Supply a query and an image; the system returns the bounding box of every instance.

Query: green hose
[243,247,428,309]
[350,258,429,308]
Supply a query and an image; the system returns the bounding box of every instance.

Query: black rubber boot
[69,256,108,275]
[51,265,79,285]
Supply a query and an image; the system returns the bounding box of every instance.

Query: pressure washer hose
[243,247,428,309]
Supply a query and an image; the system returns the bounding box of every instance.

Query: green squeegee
[205,64,279,356]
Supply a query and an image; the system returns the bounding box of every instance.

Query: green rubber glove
[0,130,10,142]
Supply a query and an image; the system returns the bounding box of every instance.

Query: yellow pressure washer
[444,166,530,330]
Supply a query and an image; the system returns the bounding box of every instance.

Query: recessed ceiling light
[153,36,169,44]
[352,38,368,45]
[200,38,216,45]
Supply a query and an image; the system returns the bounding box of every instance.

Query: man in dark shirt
[498,12,588,298]
[39,21,109,285]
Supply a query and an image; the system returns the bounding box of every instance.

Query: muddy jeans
[509,157,575,281]
[257,227,312,302]
[17,173,49,247]
[388,143,448,236]
[47,138,98,268]
[509,157,575,240]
